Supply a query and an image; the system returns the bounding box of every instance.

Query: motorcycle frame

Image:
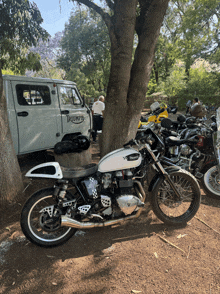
[144,143,182,200]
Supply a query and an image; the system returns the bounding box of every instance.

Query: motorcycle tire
[202,166,220,199]
[20,187,77,247]
[150,169,201,225]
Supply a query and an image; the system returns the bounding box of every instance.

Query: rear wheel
[151,170,201,225]
[20,188,77,247]
[202,166,220,199]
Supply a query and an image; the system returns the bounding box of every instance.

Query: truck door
[11,82,61,154]
[57,84,91,138]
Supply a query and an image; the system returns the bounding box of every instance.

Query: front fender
[148,166,181,192]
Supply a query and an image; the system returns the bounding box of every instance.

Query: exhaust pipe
[61,180,146,229]
[61,214,138,229]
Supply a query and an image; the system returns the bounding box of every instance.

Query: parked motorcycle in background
[202,108,220,198]
[138,101,177,130]
[158,104,220,199]
[20,129,201,247]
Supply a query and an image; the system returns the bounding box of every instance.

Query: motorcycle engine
[180,144,192,156]
[116,195,144,215]
[81,169,143,218]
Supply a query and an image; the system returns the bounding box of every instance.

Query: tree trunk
[101,0,169,157]
[0,66,24,206]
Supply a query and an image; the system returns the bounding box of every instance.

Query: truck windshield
[59,86,81,105]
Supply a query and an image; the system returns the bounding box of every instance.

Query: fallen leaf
[6,227,10,231]
[154,252,158,258]
[177,234,187,239]
[52,282,57,286]
[132,290,142,293]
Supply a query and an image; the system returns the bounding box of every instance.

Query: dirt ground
[1,113,220,294]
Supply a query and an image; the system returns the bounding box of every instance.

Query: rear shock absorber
[53,180,69,208]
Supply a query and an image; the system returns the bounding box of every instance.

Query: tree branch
[136,0,155,36]
[105,0,114,11]
[72,0,112,29]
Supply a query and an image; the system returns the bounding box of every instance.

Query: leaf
[132,290,142,293]
[52,282,57,286]
[154,252,158,258]
[177,234,187,239]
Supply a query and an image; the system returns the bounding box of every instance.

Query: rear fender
[148,166,181,192]
[25,162,63,179]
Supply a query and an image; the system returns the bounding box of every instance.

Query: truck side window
[16,85,51,106]
[59,86,81,105]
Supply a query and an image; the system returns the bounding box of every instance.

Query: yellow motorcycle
[138,102,169,129]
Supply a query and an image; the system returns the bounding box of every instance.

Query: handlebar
[123,139,137,148]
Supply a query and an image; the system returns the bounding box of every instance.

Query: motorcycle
[138,102,169,129]
[201,108,220,198]
[20,129,201,247]
[159,114,217,174]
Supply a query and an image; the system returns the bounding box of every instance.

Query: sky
[31,0,74,37]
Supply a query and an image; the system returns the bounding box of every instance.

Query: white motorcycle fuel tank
[98,147,142,173]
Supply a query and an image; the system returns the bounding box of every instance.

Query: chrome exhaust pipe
[61,214,138,229]
[61,180,146,229]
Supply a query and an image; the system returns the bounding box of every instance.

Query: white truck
[3,75,92,155]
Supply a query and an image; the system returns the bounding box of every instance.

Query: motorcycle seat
[166,135,199,146]
[166,136,189,146]
[61,163,98,179]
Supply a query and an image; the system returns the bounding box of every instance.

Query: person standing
[92,95,105,142]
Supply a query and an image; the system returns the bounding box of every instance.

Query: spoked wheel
[21,188,77,247]
[151,170,201,225]
[202,166,220,199]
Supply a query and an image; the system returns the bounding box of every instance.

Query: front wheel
[150,170,201,225]
[202,166,220,199]
[20,188,77,247]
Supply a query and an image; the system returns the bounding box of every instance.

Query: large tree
[71,0,169,156]
[0,0,49,206]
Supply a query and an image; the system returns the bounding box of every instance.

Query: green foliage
[2,69,15,75]
[163,0,220,74]
[0,0,49,73]
[153,0,220,108]
[66,67,105,100]
[160,58,220,109]
[32,60,65,80]
[153,35,177,83]
[147,76,157,95]
[57,8,111,96]
[157,61,187,97]
[188,69,218,98]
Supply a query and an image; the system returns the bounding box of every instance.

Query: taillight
[197,135,204,147]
